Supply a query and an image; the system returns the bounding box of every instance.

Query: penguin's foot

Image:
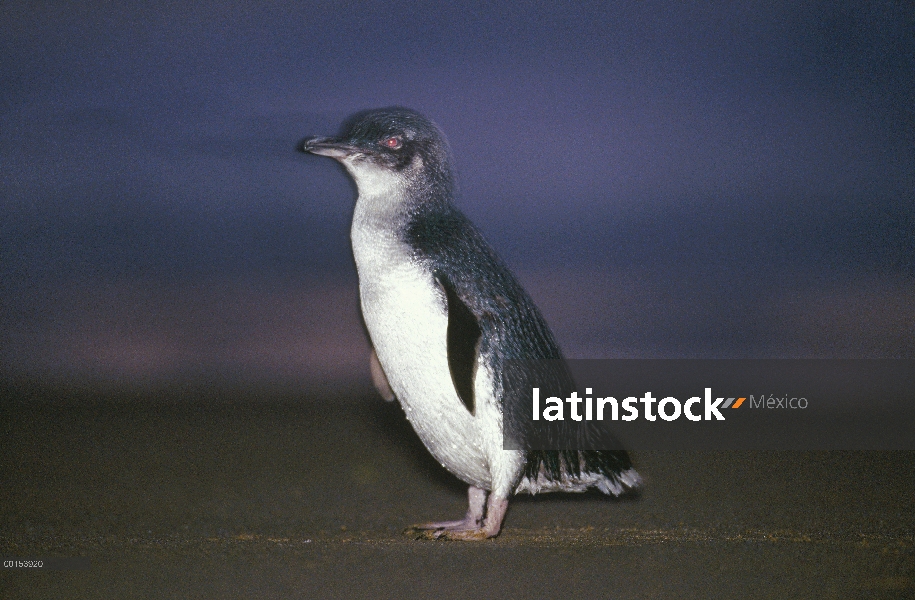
[404,488,508,541]
[404,518,485,540]
[369,348,396,402]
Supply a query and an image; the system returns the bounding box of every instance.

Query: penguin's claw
[404,515,490,540]
[404,522,492,541]
[436,528,491,541]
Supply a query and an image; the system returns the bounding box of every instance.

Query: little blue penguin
[301,108,640,540]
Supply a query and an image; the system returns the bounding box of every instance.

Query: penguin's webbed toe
[404,520,490,541]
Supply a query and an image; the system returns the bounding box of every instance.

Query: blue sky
[2,1,913,384]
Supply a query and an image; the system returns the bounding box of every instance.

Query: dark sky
[2,1,913,385]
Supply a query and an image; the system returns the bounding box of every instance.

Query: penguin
[301,108,640,540]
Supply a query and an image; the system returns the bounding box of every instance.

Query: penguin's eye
[382,136,402,149]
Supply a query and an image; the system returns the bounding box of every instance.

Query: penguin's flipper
[369,348,396,402]
[435,273,481,416]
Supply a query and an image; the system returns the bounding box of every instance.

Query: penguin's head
[302,108,454,196]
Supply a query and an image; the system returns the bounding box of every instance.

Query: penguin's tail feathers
[515,450,642,496]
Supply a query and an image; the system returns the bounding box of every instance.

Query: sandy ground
[1,382,913,599]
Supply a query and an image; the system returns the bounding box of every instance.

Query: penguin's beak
[300,137,357,159]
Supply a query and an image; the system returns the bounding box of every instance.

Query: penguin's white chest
[351,214,490,488]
